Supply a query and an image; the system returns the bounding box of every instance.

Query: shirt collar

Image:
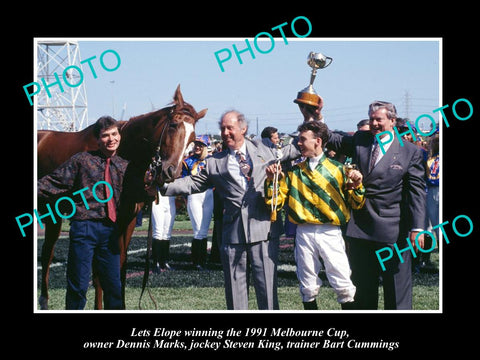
[308,152,324,163]
[229,142,247,156]
[307,152,325,169]
[375,131,395,153]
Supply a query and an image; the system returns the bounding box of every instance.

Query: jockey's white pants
[151,195,176,240]
[295,223,356,304]
[187,188,214,240]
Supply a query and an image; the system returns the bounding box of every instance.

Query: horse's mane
[126,106,171,123]
[125,100,197,125]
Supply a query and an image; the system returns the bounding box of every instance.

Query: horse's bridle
[145,105,196,187]
[140,105,196,310]
[145,126,167,186]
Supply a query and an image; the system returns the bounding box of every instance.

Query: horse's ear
[196,108,208,121]
[173,84,184,107]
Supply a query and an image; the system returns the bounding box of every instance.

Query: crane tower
[36,40,89,131]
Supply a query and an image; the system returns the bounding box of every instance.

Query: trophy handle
[323,56,333,68]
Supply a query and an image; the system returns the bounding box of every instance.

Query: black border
[9,8,478,355]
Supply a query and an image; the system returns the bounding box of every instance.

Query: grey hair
[368,100,398,119]
[219,109,249,131]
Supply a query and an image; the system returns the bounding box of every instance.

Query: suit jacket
[164,138,300,244]
[327,130,426,244]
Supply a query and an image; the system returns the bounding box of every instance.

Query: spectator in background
[151,194,176,272]
[261,126,280,146]
[182,135,214,270]
[396,118,425,150]
[357,119,370,131]
[213,140,223,153]
[422,133,439,271]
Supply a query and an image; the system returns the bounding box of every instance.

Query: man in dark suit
[326,100,426,310]
[161,110,301,310]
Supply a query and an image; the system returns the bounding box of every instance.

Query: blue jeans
[66,220,122,310]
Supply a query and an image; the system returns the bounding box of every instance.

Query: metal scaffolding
[36,40,89,131]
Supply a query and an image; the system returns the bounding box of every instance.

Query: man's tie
[104,157,117,223]
[235,150,252,181]
[369,141,380,172]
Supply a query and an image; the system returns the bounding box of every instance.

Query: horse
[37,85,207,310]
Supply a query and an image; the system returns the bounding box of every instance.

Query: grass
[37,220,439,311]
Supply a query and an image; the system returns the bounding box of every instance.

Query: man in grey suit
[162,110,301,310]
[326,100,426,310]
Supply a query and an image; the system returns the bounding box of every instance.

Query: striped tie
[235,150,251,181]
[369,142,380,172]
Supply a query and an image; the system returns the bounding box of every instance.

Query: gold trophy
[294,52,333,107]
[270,140,284,222]
[344,162,358,190]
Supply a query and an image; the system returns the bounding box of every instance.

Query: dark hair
[261,126,278,139]
[297,121,329,146]
[395,117,417,133]
[93,116,118,139]
[356,119,370,129]
[429,134,439,156]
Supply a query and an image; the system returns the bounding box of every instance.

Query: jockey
[182,135,214,270]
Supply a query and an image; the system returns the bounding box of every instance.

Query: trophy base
[344,181,356,190]
[294,90,321,107]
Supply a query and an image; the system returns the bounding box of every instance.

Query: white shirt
[371,131,394,167]
[228,143,251,190]
[308,153,324,171]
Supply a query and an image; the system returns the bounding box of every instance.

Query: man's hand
[143,170,158,197]
[345,169,363,189]
[266,163,284,180]
[317,95,324,120]
[410,231,424,252]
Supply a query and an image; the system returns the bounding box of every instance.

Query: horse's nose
[162,164,176,183]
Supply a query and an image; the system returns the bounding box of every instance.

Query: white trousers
[151,195,176,240]
[295,223,356,304]
[187,188,214,239]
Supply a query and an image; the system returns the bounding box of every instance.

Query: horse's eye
[169,122,179,129]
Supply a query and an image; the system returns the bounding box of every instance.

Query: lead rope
[138,202,158,310]
[138,115,172,310]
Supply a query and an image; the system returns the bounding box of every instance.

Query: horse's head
[118,85,207,186]
[151,85,207,184]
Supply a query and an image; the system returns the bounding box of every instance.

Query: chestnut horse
[37,85,207,309]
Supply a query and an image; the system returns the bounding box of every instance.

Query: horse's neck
[116,120,129,131]
[80,125,100,151]
[118,115,162,167]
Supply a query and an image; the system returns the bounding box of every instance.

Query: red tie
[105,157,117,223]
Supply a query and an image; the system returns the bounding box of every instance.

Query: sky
[37,38,441,136]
